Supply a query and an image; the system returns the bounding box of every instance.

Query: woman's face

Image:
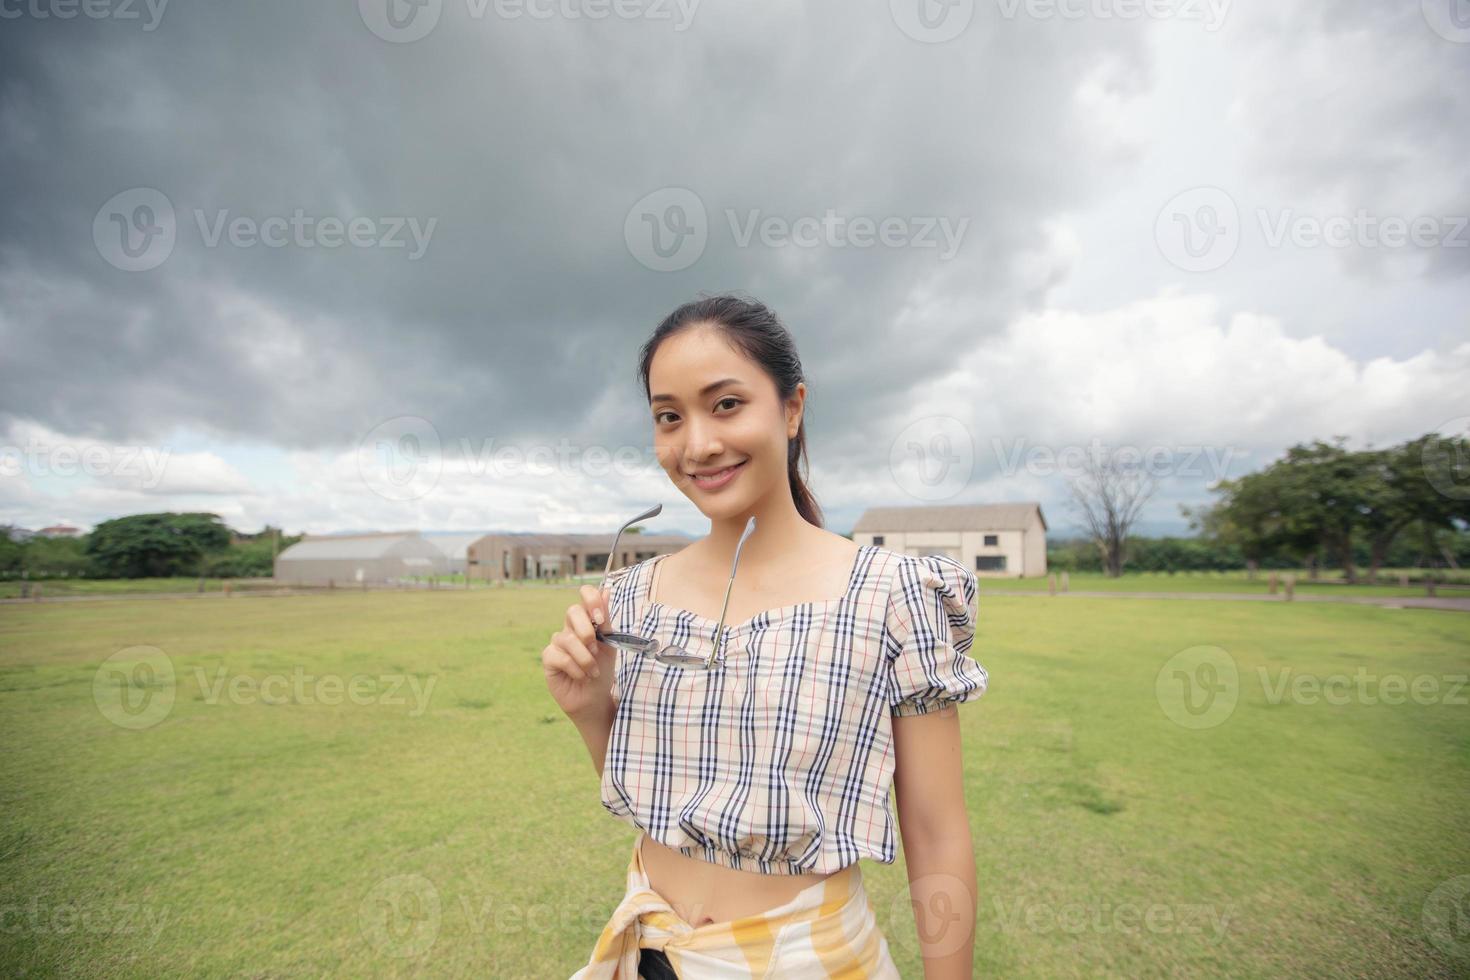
[648,323,803,518]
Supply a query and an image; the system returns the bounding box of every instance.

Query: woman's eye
[716,397,741,411]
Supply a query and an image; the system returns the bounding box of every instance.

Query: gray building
[274,531,449,585]
[852,502,1048,578]
[466,532,691,582]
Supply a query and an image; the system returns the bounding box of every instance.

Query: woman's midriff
[639,835,836,927]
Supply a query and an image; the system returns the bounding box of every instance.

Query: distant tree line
[1185,433,1468,582]
[1056,432,1469,581]
[1048,525,1470,576]
[0,514,300,580]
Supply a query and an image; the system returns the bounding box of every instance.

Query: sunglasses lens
[657,651,712,668]
[600,631,658,655]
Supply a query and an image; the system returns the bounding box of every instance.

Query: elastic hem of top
[670,839,820,876]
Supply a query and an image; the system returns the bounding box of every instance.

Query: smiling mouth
[688,459,747,488]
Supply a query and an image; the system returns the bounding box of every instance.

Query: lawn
[1,588,1467,977]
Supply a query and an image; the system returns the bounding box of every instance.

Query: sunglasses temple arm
[598,504,663,636]
[709,516,757,663]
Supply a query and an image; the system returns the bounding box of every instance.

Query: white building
[852,502,1048,578]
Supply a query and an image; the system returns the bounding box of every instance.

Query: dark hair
[639,293,823,528]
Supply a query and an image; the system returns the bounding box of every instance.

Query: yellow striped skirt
[570,830,901,979]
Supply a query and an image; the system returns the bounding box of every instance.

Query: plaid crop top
[598,544,987,876]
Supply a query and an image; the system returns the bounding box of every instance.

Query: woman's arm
[571,701,615,780]
[893,704,978,979]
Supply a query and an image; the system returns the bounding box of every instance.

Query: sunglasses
[595,506,756,670]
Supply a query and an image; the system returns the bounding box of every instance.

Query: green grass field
[1,588,1468,977]
[7,566,1465,601]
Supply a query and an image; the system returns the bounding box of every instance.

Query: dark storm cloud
[0,0,1148,459]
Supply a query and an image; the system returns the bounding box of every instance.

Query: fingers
[542,644,593,683]
[579,584,609,628]
[553,626,600,681]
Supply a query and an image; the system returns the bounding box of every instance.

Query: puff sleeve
[884,554,987,717]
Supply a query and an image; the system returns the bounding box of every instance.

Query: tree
[1185,469,1280,577]
[1269,438,1374,583]
[85,513,232,578]
[1067,448,1155,578]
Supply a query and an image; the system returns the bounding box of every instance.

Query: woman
[544,294,988,978]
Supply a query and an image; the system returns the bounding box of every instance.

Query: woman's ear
[785,382,806,439]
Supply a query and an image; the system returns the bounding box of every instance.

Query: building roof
[277,531,426,561]
[422,532,488,560]
[852,502,1047,533]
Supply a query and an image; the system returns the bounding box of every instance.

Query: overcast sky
[1,0,1467,539]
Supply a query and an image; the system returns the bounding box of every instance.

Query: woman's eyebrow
[650,377,743,404]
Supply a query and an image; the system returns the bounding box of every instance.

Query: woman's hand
[542,583,618,720]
